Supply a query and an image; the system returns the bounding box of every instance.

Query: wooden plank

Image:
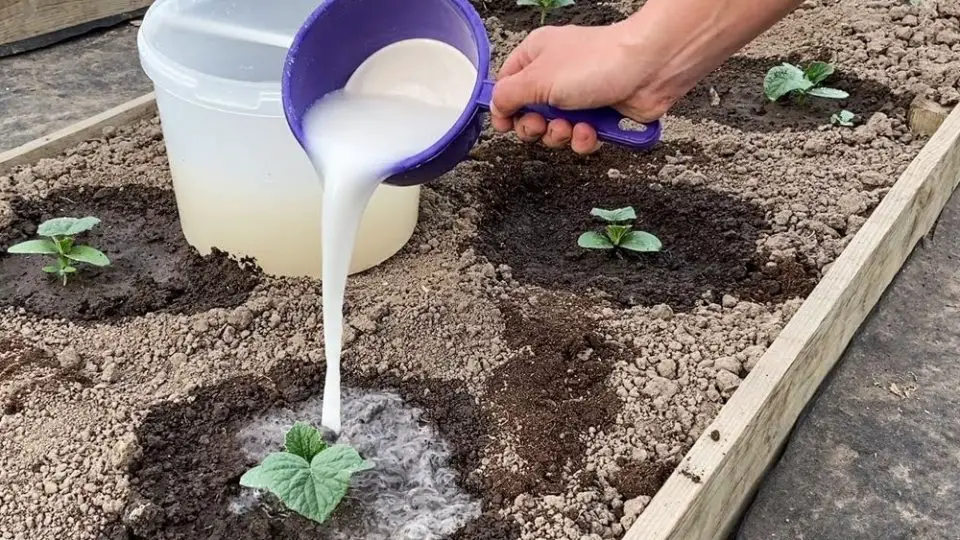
[0,93,156,177]
[0,0,152,48]
[626,102,960,540]
[0,7,146,57]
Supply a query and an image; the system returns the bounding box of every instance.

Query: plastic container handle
[476,80,660,149]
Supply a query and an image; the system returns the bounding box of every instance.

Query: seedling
[6,216,110,286]
[831,109,857,127]
[764,62,849,104]
[240,422,373,524]
[516,0,574,26]
[578,206,662,254]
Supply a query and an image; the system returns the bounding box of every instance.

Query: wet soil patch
[471,139,818,310]
[611,460,675,500]
[119,358,520,540]
[484,293,622,500]
[672,55,904,133]
[0,185,261,321]
[470,0,624,33]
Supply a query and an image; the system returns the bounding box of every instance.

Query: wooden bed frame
[2,94,959,540]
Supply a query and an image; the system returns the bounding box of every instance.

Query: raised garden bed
[1,2,959,540]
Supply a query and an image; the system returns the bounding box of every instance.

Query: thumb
[490,67,550,119]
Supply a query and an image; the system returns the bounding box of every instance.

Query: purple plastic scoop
[282,0,661,187]
[475,80,659,148]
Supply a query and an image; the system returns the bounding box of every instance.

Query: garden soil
[1,1,958,539]
[0,185,260,321]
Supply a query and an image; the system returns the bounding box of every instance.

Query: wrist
[611,3,722,101]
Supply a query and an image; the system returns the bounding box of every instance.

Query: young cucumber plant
[516,0,574,26]
[6,216,110,286]
[831,109,857,127]
[240,422,373,524]
[764,61,849,104]
[577,206,662,254]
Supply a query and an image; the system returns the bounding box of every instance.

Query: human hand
[489,23,676,155]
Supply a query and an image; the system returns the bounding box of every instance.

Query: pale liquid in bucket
[301,39,477,433]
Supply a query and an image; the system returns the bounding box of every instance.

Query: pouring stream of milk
[301,39,477,434]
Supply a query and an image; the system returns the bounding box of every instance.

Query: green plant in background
[516,0,574,26]
[6,216,110,286]
[831,109,857,127]
[764,61,849,103]
[240,422,373,524]
[578,206,662,254]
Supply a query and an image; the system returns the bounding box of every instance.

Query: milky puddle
[231,388,481,539]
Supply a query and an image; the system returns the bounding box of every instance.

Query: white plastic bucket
[137,0,422,278]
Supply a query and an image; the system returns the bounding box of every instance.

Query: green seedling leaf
[807,87,849,100]
[590,207,637,223]
[554,0,575,6]
[36,216,100,237]
[605,224,632,245]
[831,109,856,127]
[619,231,663,253]
[284,423,328,461]
[240,444,373,524]
[578,231,614,250]
[516,0,539,4]
[65,216,101,235]
[804,62,835,85]
[7,239,59,255]
[65,245,110,267]
[42,265,60,274]
[764,63,812,101]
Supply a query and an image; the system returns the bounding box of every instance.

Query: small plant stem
[540,8,546,25]
[58,256,69,286]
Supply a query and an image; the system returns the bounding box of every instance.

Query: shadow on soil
[0,185,261,321]
[470,139,818,311]
[671,55,905,133]
[109,359,519,540]
[470,0,624,32]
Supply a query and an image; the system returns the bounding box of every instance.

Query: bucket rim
[136,0,289,112]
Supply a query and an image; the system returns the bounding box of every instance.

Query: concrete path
[0,23,150,152]
[738,188,960,539]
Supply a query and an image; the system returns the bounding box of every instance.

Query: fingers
[491,67,548,120]
[541,119,573,148]
[497,26,550,78]
[490,114,514,133]
[571,123,600,154]
[507,115,598,154]
[515,112,546,142]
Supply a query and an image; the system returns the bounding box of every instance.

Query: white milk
[302,39,477,433]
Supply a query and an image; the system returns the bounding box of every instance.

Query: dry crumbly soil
[1,1,958,539]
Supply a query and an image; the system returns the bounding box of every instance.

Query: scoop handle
[476,80,661,149]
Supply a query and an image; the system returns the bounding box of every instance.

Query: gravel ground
[0,0,957,538]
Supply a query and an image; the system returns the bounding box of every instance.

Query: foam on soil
[233,387,481,540]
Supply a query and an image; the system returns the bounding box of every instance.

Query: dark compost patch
[671,55,904,133]
[471,139,818,310]
[484,293,622,500]
[0,185,260,321]
[113,358,521,540]
[470,0,624,33]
